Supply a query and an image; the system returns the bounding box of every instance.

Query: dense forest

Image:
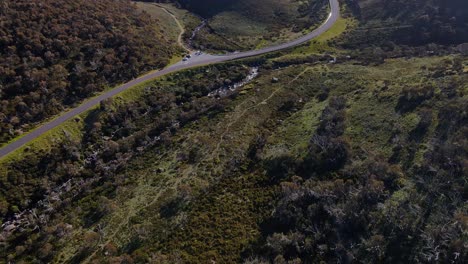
[0,0,178,144]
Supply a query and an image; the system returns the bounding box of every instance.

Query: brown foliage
[0,0,177,143]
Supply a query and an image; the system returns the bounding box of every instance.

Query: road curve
[0,0,340,159]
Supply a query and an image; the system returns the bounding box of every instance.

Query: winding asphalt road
[0,0,340,159]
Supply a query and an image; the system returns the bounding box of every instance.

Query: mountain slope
[176,0,329,52]
[0,0,179,145]
[342,0,468,47]
[1,54,465,262]
[0,0,466,263]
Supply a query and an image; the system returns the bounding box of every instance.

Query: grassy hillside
[1,1,466,263]
[0,0,180,146]
[135,1,202,54]
[1,52,466,262]
[178,0,329,52]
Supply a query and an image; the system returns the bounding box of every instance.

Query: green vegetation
[292,16,357,55]
[1,0,467,263]
[2,53,465,262]
[0,62,252,262]
[0,116,86,165]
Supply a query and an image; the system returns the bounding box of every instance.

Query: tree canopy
[0,0,178,144]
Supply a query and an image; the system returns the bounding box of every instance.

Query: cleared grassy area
[151,3,202,29]
[135,2,182,45]
[292,16,356,54]
[316,16,354,42]
[135,1,196,62]
[267,56,463,162]
[192,0,330,52]
[138,1,203,51]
